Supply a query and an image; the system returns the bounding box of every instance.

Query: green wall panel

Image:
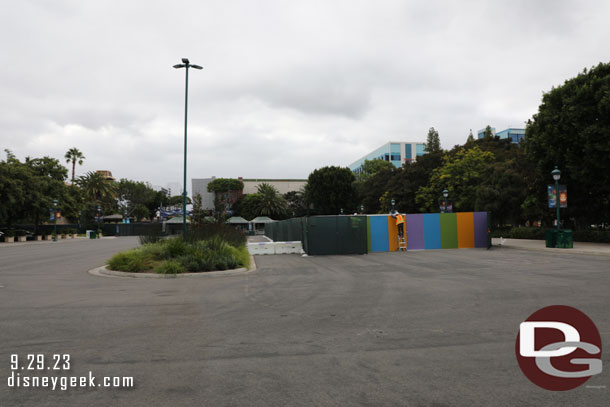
[440,213,458,249]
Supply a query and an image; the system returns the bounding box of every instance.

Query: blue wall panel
[369,216,389,252]
[423,213,441,249]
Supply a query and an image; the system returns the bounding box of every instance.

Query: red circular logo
[515,305,602,391]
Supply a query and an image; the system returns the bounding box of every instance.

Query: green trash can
[89,231,97,239]
[545,229,557,248]
[556,229,573,248]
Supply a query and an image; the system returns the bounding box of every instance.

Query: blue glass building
[348,141,426,174]
[477,127,525,143]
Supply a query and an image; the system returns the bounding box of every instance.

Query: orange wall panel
[457,212,475,248]
[388,216,398,251]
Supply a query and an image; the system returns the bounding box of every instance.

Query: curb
[88,255,257,279]
[493,244,610,257]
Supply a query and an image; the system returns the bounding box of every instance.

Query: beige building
[191,177,307,210]
[242,178,307,195]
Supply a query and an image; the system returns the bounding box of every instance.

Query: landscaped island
[107,226,250,274]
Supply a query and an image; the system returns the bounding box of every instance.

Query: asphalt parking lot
[1,238,609,406]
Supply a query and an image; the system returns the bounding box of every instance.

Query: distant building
[96,170,115,181]
[348,141,426,174]
[191,177,307,210]
[191,177,218,211]
[242,178,307,195]
[478,127,525,143]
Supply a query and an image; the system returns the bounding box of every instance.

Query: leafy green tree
[255,183,288,219]
[306,166,356,214]
[525,62,610,228]
[64,148,85,185]
[207,178,244,193]
[76,171,117,209]
[385,151,445,213]
[483,125,494,140]
[416,146,494,212]
[0,152,77,230]
[117,179,162,220]
[284,189,308,217]
[131,203,150,221]
[424,127,441,153]
[355,159,395,182]
[237,194,262,221]
[191,193,204,224]
[167,195,191,207]
[0,151,32,228]
[466,129,475,144]
[355,164,395,213]
[24,156,74,227]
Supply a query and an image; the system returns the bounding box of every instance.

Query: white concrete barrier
[247,242,276,255]
[274,241,303,254]
[247,241,304,255]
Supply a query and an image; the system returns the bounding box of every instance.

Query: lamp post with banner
[551,166,561,230]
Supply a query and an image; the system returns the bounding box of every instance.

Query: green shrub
[155,260,185,274]
[139,242,166,260]
[228,245,250,268]
[177,253,209,272]
[107,250,153,272]
[161,237,192,258]
[139,230,163,245]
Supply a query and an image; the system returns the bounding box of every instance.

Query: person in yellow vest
[391,210,405,238]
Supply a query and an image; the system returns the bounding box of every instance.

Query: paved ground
[492,237,610,257]
[1,239,609,406]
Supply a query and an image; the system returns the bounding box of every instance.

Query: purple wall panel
[406,214,425,250]
[473,212,488,248]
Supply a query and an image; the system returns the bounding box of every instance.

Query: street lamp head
[443,189,449,198]
[181,58,190,64]
[173,64,186,69]
[53,199,58,206]
[191,64,203,70]
[552,166,561,181]
[391,199,395,206]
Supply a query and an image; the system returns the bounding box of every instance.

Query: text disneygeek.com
[7,354,134,391]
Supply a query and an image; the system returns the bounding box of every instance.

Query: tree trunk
[71,160,76,184]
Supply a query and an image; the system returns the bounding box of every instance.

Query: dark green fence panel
[306,216,367,255]
[263,216,366,255]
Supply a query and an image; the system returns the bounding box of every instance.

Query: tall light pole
[174,58,203,239]
[97,204,101,239]
[552,166,561,231]
[53,199,58,242]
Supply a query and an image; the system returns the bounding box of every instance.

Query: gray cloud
[1,0,609,192]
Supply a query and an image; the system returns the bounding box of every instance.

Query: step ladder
[397,235,407,252]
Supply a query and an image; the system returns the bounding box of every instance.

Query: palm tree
[255,183,288,218]
[77,171,117,204]
[65,148,85,185]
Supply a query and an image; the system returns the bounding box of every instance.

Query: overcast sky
[1,0,609,192]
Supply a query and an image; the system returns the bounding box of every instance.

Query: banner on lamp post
[547,185,567,208]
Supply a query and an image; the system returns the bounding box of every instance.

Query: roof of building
[226,216,250,224]
[250,216,276,223]
[166,216,190,224]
